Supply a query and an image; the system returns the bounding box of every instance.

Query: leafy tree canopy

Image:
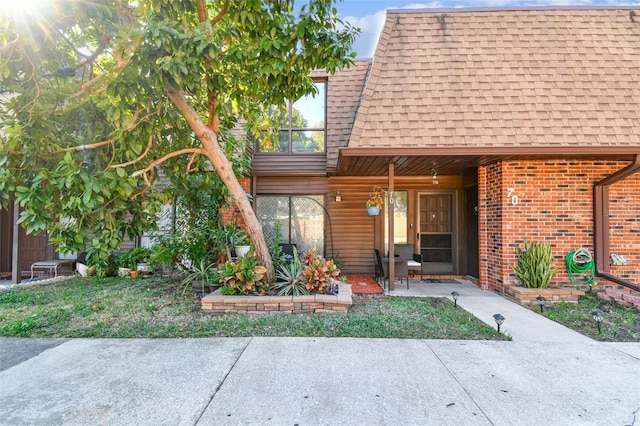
[0,0,358,275]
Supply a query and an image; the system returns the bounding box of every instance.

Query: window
[256,82,326,154]
[256,195,325,255]
[384,191,408,253]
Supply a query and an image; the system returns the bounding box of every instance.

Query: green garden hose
[565,248,595,289]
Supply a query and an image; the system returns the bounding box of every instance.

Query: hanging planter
[365,186,384,216]
[367,206,380,216]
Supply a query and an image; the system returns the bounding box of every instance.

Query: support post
[388,162,395,291]
[11,201,21,285]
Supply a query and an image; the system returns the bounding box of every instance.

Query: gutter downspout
[593,154,640,292]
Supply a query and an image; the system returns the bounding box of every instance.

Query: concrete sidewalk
[1,337,639,425]
[1,282,639,425]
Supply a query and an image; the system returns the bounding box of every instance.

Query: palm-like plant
[276,247,307,296]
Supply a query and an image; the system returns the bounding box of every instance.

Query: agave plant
[275,247,307,296]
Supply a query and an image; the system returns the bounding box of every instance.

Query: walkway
[387,279,592,342]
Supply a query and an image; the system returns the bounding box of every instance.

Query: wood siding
[252,154,326,176]
[255,174,471,275]
[255,177,328,194]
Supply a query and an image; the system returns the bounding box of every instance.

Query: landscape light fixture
[335,192,341,202]
[536,296,547,313]
[493,313,505,333]
[591,310,604,334]
[451,291,459,307]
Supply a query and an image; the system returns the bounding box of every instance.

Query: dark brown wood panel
[252,154,326,176]
[0,207,11,273]
[256,176,329,194]
[327,177,388,274]
[19,228,50,274]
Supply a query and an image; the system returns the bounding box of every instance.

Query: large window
[256,82,326,154]
[257,195,325,256]
[384,191,408,254]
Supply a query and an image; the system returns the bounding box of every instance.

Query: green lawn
[0,276,506,340]
[540,291,640,342]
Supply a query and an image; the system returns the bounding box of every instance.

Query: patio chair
[279,243,297,258]
[394,244,422,282]
[373,249,387,288]
[375,248,410,290]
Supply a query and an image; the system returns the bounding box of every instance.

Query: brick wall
[219,177,251,227]
[480,160,640,291]
[609,173,640,281]
[478,163,505,292]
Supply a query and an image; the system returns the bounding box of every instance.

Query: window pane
[293,82,325,131]
[257,195,324,257]
[291,130,324,153]
[257,197,290,244]
[291,196,324,255]
[255,82,326,154]
[384,191,408,253]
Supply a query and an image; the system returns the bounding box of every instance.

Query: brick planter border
[201,283,353,314]
[504,285,584,306]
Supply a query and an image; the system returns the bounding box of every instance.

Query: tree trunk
[165,87,274,280]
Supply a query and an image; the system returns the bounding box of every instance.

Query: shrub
[301,248,341,295]
[220,286,236,296]
[115,247,152,270]
[218,250,267,295]
[510,240,558,289]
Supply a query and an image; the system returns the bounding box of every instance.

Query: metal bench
[30,260,75,280]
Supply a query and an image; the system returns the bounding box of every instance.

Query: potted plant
[116,247,153,275]
[233,228,252,258]
[216,224,252,260]
[366,187,384,216]
[114,252,132,277]
[181,259,218,296]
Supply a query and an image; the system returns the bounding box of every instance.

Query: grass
[535,291,640,342]
[0,276,506,340]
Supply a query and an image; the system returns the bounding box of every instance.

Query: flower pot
[118,267,131,277]
[77,263,88,277]
[130,270,141,277]
[234,245,251,258]
[137,263,152,273]
[367,206,380,216]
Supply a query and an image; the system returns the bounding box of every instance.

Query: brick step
[599,288,640,309]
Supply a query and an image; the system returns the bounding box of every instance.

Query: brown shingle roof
[324,60,371,168]
[349,7,640,149]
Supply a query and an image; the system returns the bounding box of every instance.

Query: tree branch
[60,138,117,152]
[130,148,205,178]
[210,0,229,27]
[195,0,207,22]
[109,133,154,168]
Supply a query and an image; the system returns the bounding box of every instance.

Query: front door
[418,193,454,274]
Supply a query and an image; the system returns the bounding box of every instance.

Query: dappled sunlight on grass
[0,276,505,340]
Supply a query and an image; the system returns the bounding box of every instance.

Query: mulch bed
[345,274,384,294]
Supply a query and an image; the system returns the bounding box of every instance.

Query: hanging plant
[366,187,384,215]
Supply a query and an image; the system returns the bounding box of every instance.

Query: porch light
[493,313,505,333]
[431,169,438,185]
[335,192,341,202]
[591,310,604,334]
[536,296,546,313]
[451,291,459,307]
